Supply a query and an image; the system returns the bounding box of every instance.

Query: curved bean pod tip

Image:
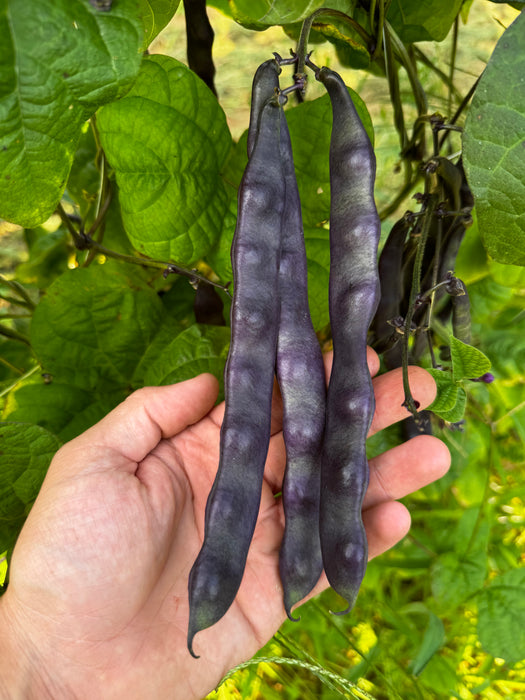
[247,58,281,158]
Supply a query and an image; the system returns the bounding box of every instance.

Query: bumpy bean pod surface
[187,94,286,657]
[247,57,325,620]
[316,66,381,612]
[276,102,326,621]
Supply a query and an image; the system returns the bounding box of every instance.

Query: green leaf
[229,0,354,29]
[305,226,330,331]
[8,267,231,439]
[66,124,100,217]
[488,258,525,288]
[431,508,490,613]
[436,386,467,423]
[462,10,525,265]
[204,188,237,285]
[0,0,144,227]
[30,266,165,391]
[426,368,458,414]
[97,55,233,264]
[0,422,61,557]
[2,380,126,443]
[138,0,182,48]
[0,340,35,385]
[477,568,525,664]
[450,336,492,381]
[453,424,492,507]
[16,227,69,289]
[386,0,463,43]
[409,612,446,676]
[431,549,487,610]
[311,13,371,70]
[134,322,230,390]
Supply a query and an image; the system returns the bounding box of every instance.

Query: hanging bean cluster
[369,149,479,435]
[187,56,380,657]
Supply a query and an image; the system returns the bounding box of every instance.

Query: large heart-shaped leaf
[463,10,525,265]
[30,266,166,391]
[0,0,146,227]
[97,55,233,264]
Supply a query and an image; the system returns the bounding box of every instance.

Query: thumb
[56,374,220,472]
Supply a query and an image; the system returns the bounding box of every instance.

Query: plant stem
[0,275,36,310]
[0,365,40,399]
[385,21,427,118]
[412,46,462,102]
[447,16,459,127]
[0,325,31,346]
[438,74,480,151]
[296,8,373,76]
[402,193,439,416]
[383,24,408,155]
[0,312,32,320]
[374,0,385,58]
[183,0,217,96]
[56,203,231,295]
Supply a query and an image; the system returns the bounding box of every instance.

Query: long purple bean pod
[315,66,381,612]
[187,94,286,657]
[247,58,326,620]
[275,104,326,620]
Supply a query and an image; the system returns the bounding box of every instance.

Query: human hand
[0,350,450,700]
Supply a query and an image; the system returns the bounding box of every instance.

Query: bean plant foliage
[1,0,525,697]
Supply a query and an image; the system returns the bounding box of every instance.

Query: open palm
[1,351,449,700]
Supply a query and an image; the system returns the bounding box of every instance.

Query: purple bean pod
[247,58,325,620]
[247,58,281,157]
[370,217,410,354]
[276,109,326,621]
[449,278,472,345]
[316,66,381,613]
[187,94,286,657]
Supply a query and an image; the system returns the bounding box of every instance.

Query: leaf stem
[438,74,481,151]
[0,365,40,399]
[56,203,231,295]
[0,325,31,346]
